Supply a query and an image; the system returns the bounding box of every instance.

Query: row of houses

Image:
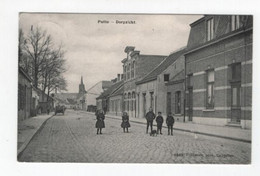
[96,15,252,129]
[18,67,55,121]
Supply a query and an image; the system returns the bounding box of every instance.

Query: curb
[17,114,54,160]
[106,115,251,143]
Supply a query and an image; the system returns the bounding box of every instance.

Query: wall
[108,95,123,116]
[86,82,103,107]
[136,80,157,118]
[185,31,252,129]
[157,56,185,117]
[18,72,32,121]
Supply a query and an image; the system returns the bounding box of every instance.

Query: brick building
[121,46,166,118]
[185,15,252,129]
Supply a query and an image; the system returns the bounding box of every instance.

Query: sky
[19,13,202,92]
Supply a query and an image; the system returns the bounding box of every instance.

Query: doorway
[231,83,241,123]
[188,87,193,121]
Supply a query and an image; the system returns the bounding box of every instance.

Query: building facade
[121,46,166,118]
[185,15,252,129]
[18,67,32,121]
[86,80,112,111]
[136,48,186,120]
[96,79,124,114]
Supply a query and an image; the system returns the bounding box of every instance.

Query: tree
[23,26,52,88]
[19,25,67,98]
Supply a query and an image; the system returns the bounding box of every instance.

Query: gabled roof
[96,80,124,99]
[136,47,186,85]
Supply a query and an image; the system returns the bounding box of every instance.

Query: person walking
[166,112,175,135]
[95,110,105,134]
[121,111,130,133]
[145,107,156,134]
[156,112,164,134]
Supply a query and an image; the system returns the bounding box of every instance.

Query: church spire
[79,76,86,94]
[81,76,83,84]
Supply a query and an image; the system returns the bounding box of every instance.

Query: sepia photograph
[17,13,253,164]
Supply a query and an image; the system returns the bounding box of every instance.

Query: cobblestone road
[19,110,251,163]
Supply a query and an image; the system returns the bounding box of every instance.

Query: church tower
[79,76,86,95]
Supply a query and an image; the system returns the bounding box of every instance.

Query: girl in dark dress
[121,112,130,133]
[95,110,105,134]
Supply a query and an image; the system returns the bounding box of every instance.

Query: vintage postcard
[17,13,252,164]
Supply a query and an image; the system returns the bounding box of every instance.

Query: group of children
[95,108,175,135]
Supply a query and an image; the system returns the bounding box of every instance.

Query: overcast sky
[19,13,202,92]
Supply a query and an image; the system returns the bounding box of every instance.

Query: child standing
[166,112,175,135]
[155,112,164,134]
[95,110,105,134]
[121,111,130,133]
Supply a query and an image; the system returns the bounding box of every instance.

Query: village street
[18,109,250,164]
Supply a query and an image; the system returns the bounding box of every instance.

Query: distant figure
[95,110,105,134]
[145,107,156,134]
[121,111,130,133]
[156,112,164,135]
[166,112,175,135]
[46,104,50,115]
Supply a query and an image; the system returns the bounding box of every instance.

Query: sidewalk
[17,113,54,157]
[84,111,251,143]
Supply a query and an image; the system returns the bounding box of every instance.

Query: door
[188,87,193,121]
[166,92,171,114]
[143,93,146,117]
[231,83,241,123]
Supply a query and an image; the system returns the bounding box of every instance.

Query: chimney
[117,74,120,82]
[121,74,124,80]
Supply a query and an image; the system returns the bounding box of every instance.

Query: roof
[166,70,185,85]
[187,15,253,51]
[136,48,186,85]
[96,80,124,99]
[102,81,113,89]
[54,93,78,99]
[19,67,33,82]
[109,84,124,97]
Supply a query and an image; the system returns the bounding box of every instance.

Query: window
[164,74,169,82]
[231,63,241,81]
[124,93,127,111]
[128,63,131,79]
[187,74,192,87]
[131,61,135,78]
[128,93,131,111]
[132,92,135,111]
[123,66,127,80]
[150,92,154,109]
[231,15,240,31]
[175,91,181,114]
[206,70,215,109]
[126,64,131,80]
[207,18,214,41]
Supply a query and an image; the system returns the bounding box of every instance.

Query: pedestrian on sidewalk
[156,112,164,135]
[166,112,175,135]
[95,110,105,134]
[145,107,156,134]
[121,111,130,133]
